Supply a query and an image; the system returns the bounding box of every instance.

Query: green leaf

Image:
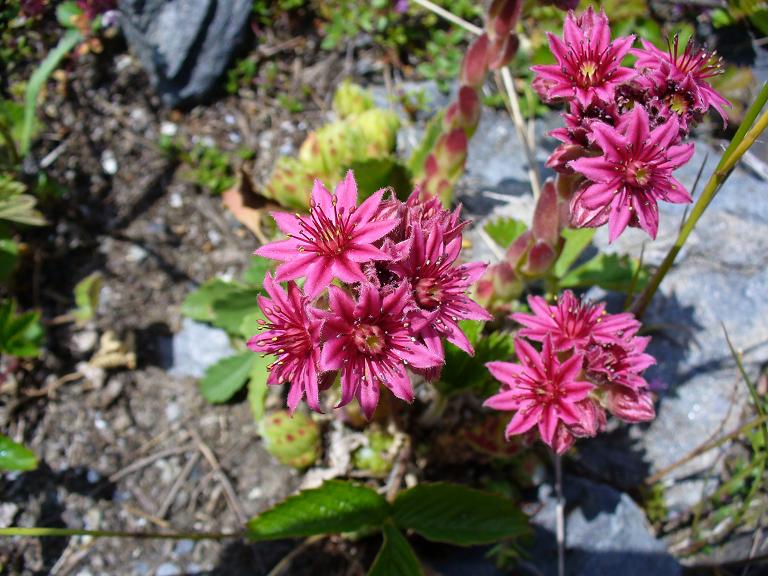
[0,193,46,226]
[242,256,274,288]
[247,480,390,540]
[22,29,82,155]
[199,352,256,403]
[393,483,529,546]
[0,434,38,472]
[56,1,83,28]
[436,326,515,397]
[0,300,43,357]
[559,253,649,293]
[484,217,527,249]
[71,272,102,323]
[0,239,19,282]
[347,158,413,202]
[181,279,241,323]
[210,287,262,337]
[553,227,595,278]
[369,524,423,576]
[247,355,271,422]
[240,310,266,341]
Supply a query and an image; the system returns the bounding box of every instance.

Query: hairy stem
[554,452,565,576]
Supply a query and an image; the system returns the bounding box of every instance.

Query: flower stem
[0,527,240,541]
[554,451,566,576]
[631,86,768,318]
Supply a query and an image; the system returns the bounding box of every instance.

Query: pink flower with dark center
[247,273,323,413]
[511,291,641,352]
[389,222,492,357]
[569,105,695,241]
[320,282,443,419]
[255,171,398,298]
[632,35,730,123]
[531,7,635,107]
[484,337,594,453]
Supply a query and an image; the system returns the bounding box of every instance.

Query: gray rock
[170,317,234,378]
[118,0,252,106]
[531,477,681,576]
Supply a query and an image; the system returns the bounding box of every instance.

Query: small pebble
[156,563,180,576]
[169,192,183,208]
[100,150,118,175]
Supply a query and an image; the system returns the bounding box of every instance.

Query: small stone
[165,402,181,422]
[173,539,195,556]
[170,318,235,378]
[156,563,180,576]
[160,121,178,137]
[0,503,18,528]
[126,245,148,263]
[72,329,98,354]
[169,192,183,208]
[100,150,118,175]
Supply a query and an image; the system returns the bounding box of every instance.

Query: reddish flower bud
[506,230,533,267]
[546,144,588,174]
[522,240,557,276]
[487,0,522,40]
[605,386,656,423]
[461,34,490,89]
[488,34,520,70]
[532,179,560,247]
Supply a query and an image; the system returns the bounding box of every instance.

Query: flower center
[668,93,689,116]
[414,277,442,310]
[579,61,598,85]
[625,161,650,186]
[353,324,386,355]
[295,201,354,257]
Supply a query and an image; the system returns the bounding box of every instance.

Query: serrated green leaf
[72,272,102,323]
[0,434,38,472]
[484,217,527,249]
[559,253,649,293]
[369,524,423,576]
[242,256,274,288]
[553,227,595,278]
[248,355,271,422]
[0,193,46,226]
[247,480,390,540]
[0,239,19,282]
[393,483,529,546]
[199,352,256,403]
[210,287,262,337]
[22,29,82,155]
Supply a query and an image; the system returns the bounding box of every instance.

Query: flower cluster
[249,171,491,419]
[485,291,656,454]
[533,7,729,242]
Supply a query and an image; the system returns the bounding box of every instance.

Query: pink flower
[632,35,730,123]
[511,291,641,352]
[485,337,594,453]
[320,282,443,420]
[531,7,635,107]
[389,223,492,357]
[255,171,398,298]
[582,337,656,392]
[247,274,323,412]
[569,105,695,241]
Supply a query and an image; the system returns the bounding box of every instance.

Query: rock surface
[169,317,234,378]
[530,477,681,576]
[118,0,252,106]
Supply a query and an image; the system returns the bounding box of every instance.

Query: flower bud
[532,179,561,247]
[460,34,490,89]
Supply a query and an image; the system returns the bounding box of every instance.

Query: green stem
[631,90,768,318]
[0,527,242,541]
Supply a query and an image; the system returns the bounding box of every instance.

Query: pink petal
[350,188,384,226]
[631,193,659,239]
[320,334,346,370]
[486,361,523,387]
[311,179,334,215]
[661,177,693,204]
[505,405,542,437]
[255,238,302,261]
[649,115,681,149]
[346,243,391,263]
[385,365,414,403]
[303,259,335,298]
[578,180,620,209]
[334,170,358,212]
[607,196,632,243]
[271,211,302,236]
[351,219,399,244]
[484,390,521,411]
[274,254,318,281]
[538,404,559,446]
[331,257,366,284]
[589,122,626,159]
